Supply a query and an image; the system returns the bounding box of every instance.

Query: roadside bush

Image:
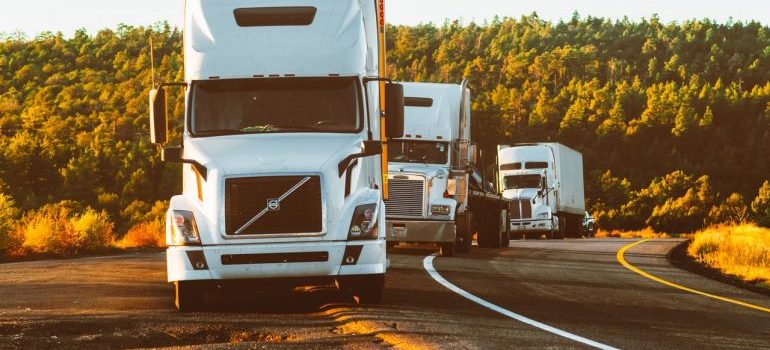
[21,202,117,255]
[752,181,770,228]
[118,219,165,248]
[0,193,21,257]
[688,224,770,285]
[595,227,669,239]
[22,203,77,255]
[72,208,116,251]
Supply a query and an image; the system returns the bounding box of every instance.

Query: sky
[1,0,770,37]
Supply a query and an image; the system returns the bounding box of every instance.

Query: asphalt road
[1,239,769,349]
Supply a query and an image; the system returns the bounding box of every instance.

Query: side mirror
[385,83,405,138]
[149,88,168,145]
[161,146,182,163]
[362,140,383,156]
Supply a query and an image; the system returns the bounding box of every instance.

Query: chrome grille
[510,199,533,220]
[385,177,425,217]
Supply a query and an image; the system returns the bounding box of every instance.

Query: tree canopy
[0,15,769,237]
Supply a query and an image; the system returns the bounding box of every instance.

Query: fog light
[431,205,451,216]
[186,251,208,270]
[342,245,364,265]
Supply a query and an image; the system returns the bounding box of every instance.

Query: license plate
[392,226,407,239]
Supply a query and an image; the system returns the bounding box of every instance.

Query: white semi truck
[148,0,405,311]
[385,81,517,256]
[497,143,585,239]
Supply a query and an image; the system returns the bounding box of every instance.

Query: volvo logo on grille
[267,199,280,211]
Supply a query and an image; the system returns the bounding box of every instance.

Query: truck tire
[488,211,502,249]
[439,242,456,257]
[500,210,511,248]
[456,212,473,253]
[346,274,385,304]
[475,213,488,248]
[567,214,581,238]
[555,216,567,240]
[175,281,205,312]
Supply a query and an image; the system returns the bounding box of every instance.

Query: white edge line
[423,254,619,350]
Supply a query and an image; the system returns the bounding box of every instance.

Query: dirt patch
[0,316,300,350]
[668,240,770,297]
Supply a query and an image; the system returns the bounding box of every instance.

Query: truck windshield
[504,174,542,189]
[388,140,448,165]
[191,77,361,136]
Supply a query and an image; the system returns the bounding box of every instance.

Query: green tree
[752,181,770,227]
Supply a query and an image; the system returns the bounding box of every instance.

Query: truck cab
[498,145,558,237]
[148,0,404,310]
[384,82,473,256]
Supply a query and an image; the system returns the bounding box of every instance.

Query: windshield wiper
[240,124,325,133]
[196,129,241,136]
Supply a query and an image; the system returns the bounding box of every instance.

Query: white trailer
[147,0,405,311]
[385,81,518,255]
[497,143,585,239]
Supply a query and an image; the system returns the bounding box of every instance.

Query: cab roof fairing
[399,82,462,142]
[498,145,553,165]
[184,0,379,81]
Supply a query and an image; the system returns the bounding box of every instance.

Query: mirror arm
[182,159,208,181]
[338,142,383,177]
[338,152,365,177]
[161,146,207,181]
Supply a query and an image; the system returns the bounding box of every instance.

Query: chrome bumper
[509,219,554,233]
[386,220,456,243]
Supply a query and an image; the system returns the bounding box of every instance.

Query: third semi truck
[497,143,586,239]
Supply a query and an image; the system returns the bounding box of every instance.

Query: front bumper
[386,220,456,243]
[167,240,386,282]
[509,219,554,233]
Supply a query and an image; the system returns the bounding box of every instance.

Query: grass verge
[687,224,770,289]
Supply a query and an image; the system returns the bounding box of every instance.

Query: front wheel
[174,281,205,312]
[456,212,473,253]
[342,275,385,305]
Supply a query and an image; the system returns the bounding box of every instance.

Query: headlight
[348,204,379,240]
[536,212,550,219]
[431,205,451,216]
[170,210,201,246]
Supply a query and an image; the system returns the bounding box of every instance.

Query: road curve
[0,239,768,349]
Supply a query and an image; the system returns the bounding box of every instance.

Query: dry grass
[595,227,670,239]
[688,224,770,285]
[117,219,166,248]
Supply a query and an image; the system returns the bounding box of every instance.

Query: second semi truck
[384,80,516,255]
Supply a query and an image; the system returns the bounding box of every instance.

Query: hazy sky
[2,0,770,37]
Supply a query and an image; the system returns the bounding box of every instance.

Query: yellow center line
[617,239,770,314]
